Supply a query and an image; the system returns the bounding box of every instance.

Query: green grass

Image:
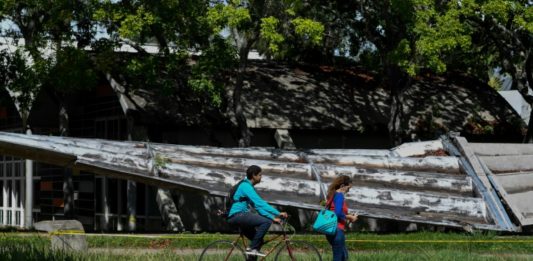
[1,231,533,260]
[86,231,533,254]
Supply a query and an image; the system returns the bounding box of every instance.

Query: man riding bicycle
[227,165,288,258]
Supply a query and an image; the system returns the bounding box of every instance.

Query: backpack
[219,180,247,218]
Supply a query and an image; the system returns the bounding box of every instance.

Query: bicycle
[198,216,322,260]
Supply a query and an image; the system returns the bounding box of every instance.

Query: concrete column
[25,128,33,228]
[145,185,149,226]
[127,180,136,231]
[101,177,110,231]
[63,169,74,218]
[2,179,7,225]
[126,115,136,231]
[10,180,16,225]
[117,180,123,231]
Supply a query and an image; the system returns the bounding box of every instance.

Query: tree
[409,0,532,141]
[327,1,418,145]
[321,1,530,144]
[206,0,324,146]
[91,0,226,115]
[0,0,98,134]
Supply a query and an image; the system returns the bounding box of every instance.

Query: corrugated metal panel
[479,155,533,173]
[470,143,533,156]
[489,172,533,226]
[471,143,533,227]
[494,172,533,194]
[447,137,517,231]
[0,132,507,230]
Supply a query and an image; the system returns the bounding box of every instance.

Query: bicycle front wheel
[198,240,247,261]
[274,240,322,261]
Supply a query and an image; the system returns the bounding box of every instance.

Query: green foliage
[0,46,98,113]
[410,0,531,81]
[188,78,222,106]
[91,0,225,105]
[206,3,251,33]
[391,39,416,76]
[91,39,118,73]
[340,0,530,93]
[291,18,324,45]
[260,17,284,53]
[154,153,170,168]
[118,7,156,40]
[412,0,473,74]
[94,0,211,48]
[1,0,327,118]
[189,36,237,106]
[225,5,251,29]
[47,47,98,93]
[520,5,533,33]
[0,0,101,119]
[94,2,158,40]
[206,0,324,59]
[121,51,190,95]
[0,235,68,261]
[488,75,503,91]
[0,50,41,112]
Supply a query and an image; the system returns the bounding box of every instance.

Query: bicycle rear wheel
[274,240,322,261]
[198,240,247,261]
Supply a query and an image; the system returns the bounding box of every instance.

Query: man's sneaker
[245,248,266,257]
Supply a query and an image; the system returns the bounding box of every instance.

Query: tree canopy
[0,0,530,144]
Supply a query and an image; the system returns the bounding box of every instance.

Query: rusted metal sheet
[0,131,516,231]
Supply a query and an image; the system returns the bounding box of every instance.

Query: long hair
[327,175,352,199]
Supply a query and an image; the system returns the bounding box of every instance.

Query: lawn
[1,231,532,260]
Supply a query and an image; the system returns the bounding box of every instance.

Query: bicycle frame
[228,218,294,261]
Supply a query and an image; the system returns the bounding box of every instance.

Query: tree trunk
[234,46,252,147]
[44,86,69,137]
[386,66,409,146]
[59,100,69,137]
[523,53,533,143]
[57,96,74,218]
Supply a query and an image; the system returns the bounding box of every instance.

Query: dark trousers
[326,229,348,261]
[227,212,273,250]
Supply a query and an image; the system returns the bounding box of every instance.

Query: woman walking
[326,175,358,261]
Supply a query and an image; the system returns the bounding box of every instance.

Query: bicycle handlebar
[277,214,296,237]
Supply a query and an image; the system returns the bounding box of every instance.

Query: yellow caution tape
[343,239,533,243]
[46,231,533,243]
[49,230,85,235]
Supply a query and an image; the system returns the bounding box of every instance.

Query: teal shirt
[228,179,280,220]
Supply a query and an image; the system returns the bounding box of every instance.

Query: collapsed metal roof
[0,131,530,232]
